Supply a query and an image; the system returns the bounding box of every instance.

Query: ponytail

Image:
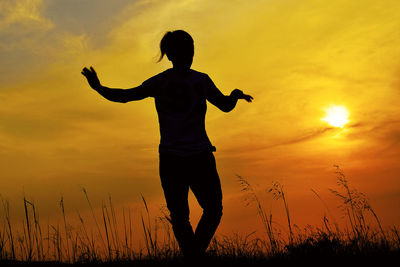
[158,31,173,62]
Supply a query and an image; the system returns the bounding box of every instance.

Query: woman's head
[158,30,194,70]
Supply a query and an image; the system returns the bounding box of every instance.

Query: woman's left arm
[81,66,150,103]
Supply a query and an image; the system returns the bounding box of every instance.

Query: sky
[1,0,400,241]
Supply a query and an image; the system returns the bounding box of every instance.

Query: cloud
[219,126,337,156]
[0,0,53,38]
[0,0,55,85]
[0,0,50,26]
[345,119,400,151]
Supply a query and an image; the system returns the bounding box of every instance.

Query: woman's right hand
[81,66,102,90]
[231,89,253,102]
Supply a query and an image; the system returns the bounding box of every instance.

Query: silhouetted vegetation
[1,166,399,266]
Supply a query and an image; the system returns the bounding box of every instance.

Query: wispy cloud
[0,0,51,27]
[220,126,336,155]
[0,0,53,38]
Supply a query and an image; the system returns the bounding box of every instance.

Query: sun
[321,105,350,128]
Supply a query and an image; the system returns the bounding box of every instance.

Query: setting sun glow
[2,0,400,256]
[321,105,350,128]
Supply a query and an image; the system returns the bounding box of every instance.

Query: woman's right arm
[81,66,150,103]
[208,89,253,112]
[205,75,253,112]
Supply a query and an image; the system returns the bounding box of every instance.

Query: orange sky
[1,0,400,240]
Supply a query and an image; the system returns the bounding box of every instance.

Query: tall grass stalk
[140,194,159,258]
[329,165,388,247]
[23,196,33,261]
[108,195,121,256]
[311,188,341,235]
[122,207,129,258]
[31,199,44,261]
[237,175,277,254]
[59,196,70,262]
[268,181,293,244]
[101,201,111,261]
[76,210,95,261]
[2,198,15,260]
[81,187,106,253]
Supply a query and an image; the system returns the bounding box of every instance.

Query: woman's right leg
[159,153,196,257]
[189,151,223,255]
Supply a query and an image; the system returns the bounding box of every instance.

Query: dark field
[1,167,399,266]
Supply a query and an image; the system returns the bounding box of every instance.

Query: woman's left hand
[81,66,102,90]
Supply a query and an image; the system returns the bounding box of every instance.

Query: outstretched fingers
[81,66,102,90]
[81,67,91,77]
[81,66,96,75]
[90,66,96,74]
[243,94,253,102]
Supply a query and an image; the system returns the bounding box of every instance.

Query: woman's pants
[159,151,223,257]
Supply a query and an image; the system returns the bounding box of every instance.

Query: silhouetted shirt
[141,68,221,156]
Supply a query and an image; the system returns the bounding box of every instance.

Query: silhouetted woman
[81,30,253,259]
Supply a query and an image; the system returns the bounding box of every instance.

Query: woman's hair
[158,30,194,62]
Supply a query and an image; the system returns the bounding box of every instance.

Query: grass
[0,165,399,266]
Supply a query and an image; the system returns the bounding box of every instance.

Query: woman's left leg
[159,153,196,257]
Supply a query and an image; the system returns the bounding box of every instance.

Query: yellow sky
[1,0,400,237]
